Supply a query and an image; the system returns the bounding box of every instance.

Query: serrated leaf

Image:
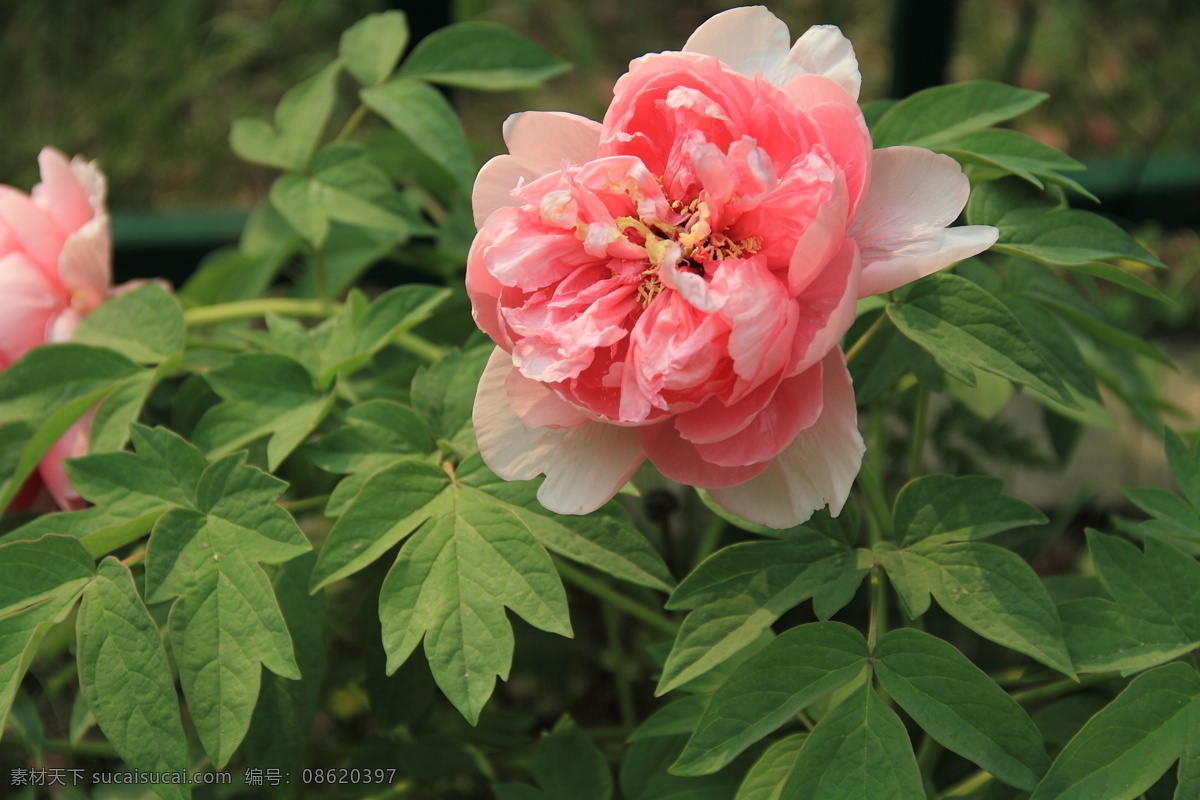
[875,628,1050,790]
[780,683,925,800]
[88,367,162,454]
[340,10,409,86]
[143,451,311,766]
[735,734,807,800]
[888,273,1077,408]
[894,474,1047,546]
[77,559,188,798]
[1060,532,1200,674]
[361,78,475,192]
[882,540,1076,677]
[499,717,612,800]
[995,209,1164,269]
[1122,486,1200,541]
[230,60,341,171]
[658,534,868,694]
[192,353,335,470]
[397,22,569,90]
[1002,296,1101,402]
[967,176,1064,227]
[379,481,572,724]
[1030,663,1200,800]
[72,284,185,365]
[0,344,143,509]
[1166,429,1200,511]
[871,81,1047,148]
[673,623,869,775]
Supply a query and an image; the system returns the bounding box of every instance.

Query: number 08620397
[300,768,398,785]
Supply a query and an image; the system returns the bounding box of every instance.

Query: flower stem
[845,310,889,363]
[909,384,930,479]
[555,559,679,636]
[335,103,370,143]
[937,769,993,798]
[1010,671,1116,705]
[393,331,447,364]
[601,603,637,728]
[314,246,331,309]
[183,298,334,326]
[867,564,888,652]
[689,513,726,572]
[858,464,894,541]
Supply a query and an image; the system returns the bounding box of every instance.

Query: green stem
[916,735,943,778]
[314,246,331,309]
[909,384,930,479]
[1011,672,1117,705]
[184,298,334,327]
[858,464,894,541]
[867,564,888,653]
[845,311,889,363]
[393,331,446,364]
[335,103,370,143]
[796,710,816,732]
[937,769,993,798]
[689,513,726,572]
[555,560,679,636]
[280,494,332,514]
[602,603,636,728]
[0,737,119,759]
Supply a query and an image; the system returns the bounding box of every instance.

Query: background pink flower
[468,7,998,528]
[0,147,112,511]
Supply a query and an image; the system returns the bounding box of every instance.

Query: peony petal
[682,6,791,80]
[473,155,540,229]
[788,237,860,376]
[639,419,770,488]
[672,372,783,444]
[776,25,861,99]
[693,360,824,467]
[786,176,848,297]
[474,347,644,514]
[57,213,111,306]
[39,409,94,512]
[503,111,602,175]
[0,253,64,364]
[0,185,67,280]
[849,146,999,297]
[781,75,871,212]
[31,148,94,234]
[708,349,864,527]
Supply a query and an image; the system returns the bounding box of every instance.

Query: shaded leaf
[894,474,1046,546]
[872,81,1047,148]
[340,10,409,86]
[398,22,569,90]
[230,60,341,171]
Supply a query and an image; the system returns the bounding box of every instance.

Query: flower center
[611,199,761,306]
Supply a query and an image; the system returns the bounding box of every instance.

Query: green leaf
[77,559,188,798]
[888,273,1077,408]
[398,22,570,90]
[879,540,1076,677]
[230,60,341,171]
[621,736,747,800]
[673,622,869,775]
[780,683,925,800]
[995,209,1164,269]
[629,696,709,742]
[88,366,162,454]
[241,553,326,772]
[1030,662,1200,800]
[967,176,1063,227]
[7,690,43,762]
[735,734,808,800]
[379,477,572,723]
[495,717,612,800]
[1065,262,1173,303]
[935,128,1086,191]
[72,284,185,364]
[875,628,1050,790]
[658,534,869,694]
[1002,296,1101,402]
[191,353,335,470]
[411,345,491,446]
[871,81,1047,148]
[1178,716,1200,800]
[1165,429,1200,511]
[303,399,432,474]
[1060,532,1200,674]
[340,10,409,86]
[0,535,93,738]
[894,474,1047,546]
[361,78,475,192]
[1122,486,1200,542]
[143,451,311,766]
[179,206,299,306]
[463,461,674,593]
[0,344,143,509]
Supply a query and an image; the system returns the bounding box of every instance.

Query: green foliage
[397,22,571,90]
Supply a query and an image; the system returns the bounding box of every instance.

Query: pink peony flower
[0,147,113,511]
[467,6,998,527]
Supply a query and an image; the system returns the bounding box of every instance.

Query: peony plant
[0,7,1196,800]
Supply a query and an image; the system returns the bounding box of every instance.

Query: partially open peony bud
[467,6,998,528]
[0,147,114,511]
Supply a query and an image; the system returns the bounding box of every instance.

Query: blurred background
[2,0,1199,496]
